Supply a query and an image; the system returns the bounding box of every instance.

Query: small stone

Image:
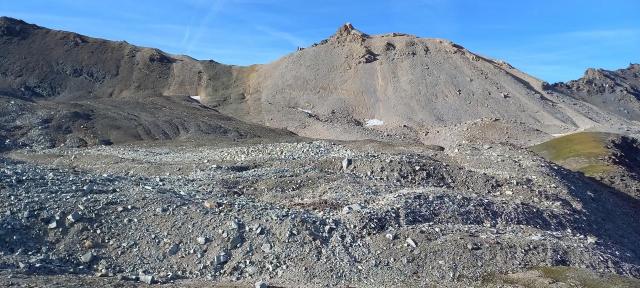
[261,243,272,253]
[229,234,244,248]
[167,243,180,256]
[48,220,58,229]
[246,265,258,275]
[466,242,480,250]
[342,204,362,214]
[529,235,543,241]
[587,235,598,244]
[215,252,229,265]
[80,252,94,263]
[385,233,395,240]
[204,200,215,209]
[229,219,241,229]
[342,158,352,171]
[95,269,109,277]
[83,240,95,249]
[139,275,154,284]
[504,190,513,195]
[406,238,417,248]
[197,236,207,245]
[66,211,81,223]
[255,281,268,288]
[83,183,95,193]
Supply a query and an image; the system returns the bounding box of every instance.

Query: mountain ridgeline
[0,17,639,148]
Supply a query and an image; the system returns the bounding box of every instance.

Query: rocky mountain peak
[330,22,368,43]
[0,16,22,25]
[584,68,607,80]
[0,16,37,37]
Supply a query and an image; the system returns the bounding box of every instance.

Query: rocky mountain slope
[2,17,638,149]
[550,64,640,121]
[0,17,293,149]
[0,17,241,100]
[205,23,633,143]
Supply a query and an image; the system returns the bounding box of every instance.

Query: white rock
[365,119,384,127]
[80,252,93,263]
[48,220,58,229]
[139,274,154,284]
[406,238,417,248]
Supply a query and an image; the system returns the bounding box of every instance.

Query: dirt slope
[204,23,626,142]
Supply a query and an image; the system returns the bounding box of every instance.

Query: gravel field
[2,140,639,287]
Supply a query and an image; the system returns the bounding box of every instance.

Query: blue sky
[1,0,638,82]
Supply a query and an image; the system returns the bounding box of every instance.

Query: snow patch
[297,108,315,115]
[365,119,384,127]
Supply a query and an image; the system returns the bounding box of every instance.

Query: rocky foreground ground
[1,139,639,287]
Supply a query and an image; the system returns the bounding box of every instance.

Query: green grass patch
[530,132,617,176]
[531,132,610,162]
[578,164,615,176]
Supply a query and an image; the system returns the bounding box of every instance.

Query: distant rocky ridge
[550,64,640,120]
[0,16,639,148]
[0,16,242,100]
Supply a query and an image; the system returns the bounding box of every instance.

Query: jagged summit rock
[333,22,368,38]
[328,22,369,44]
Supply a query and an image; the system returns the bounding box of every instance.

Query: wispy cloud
[185,0,227,55]
[255,25,306,47]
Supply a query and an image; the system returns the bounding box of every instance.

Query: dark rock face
[550,64,640,120]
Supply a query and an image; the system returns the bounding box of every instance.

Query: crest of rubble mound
[329,22,369,44]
